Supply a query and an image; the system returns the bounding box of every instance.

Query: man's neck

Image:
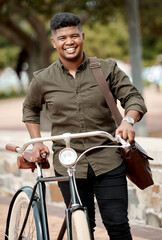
[60,53,84,77]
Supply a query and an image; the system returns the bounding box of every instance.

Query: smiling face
[51,26,85,64]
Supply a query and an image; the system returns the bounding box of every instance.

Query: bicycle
[4,130,130,240]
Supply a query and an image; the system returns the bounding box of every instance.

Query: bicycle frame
[15,166,91,240]
[14,162,69,240]
[5,130,130,240]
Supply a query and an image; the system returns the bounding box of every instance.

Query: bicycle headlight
[59,148,77,168]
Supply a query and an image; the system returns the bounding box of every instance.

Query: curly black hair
[50,12,82,32]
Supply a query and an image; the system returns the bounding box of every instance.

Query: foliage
[139,0,162,66]
[83,16,129,61]
[0,37,20,69]
[0,89,26,99]
[0,0,161,73]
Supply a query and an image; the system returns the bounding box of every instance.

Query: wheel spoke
[7,191,42,240]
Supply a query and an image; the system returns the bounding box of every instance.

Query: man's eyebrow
[57,35,65,39]
[57,33,80,39]
[72,33,80,35]
[71,33,80,36]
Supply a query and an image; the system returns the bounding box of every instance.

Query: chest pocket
[45,89,77,116]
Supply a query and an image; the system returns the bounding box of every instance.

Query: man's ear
[82,32,85,42]
[51,37,56,48]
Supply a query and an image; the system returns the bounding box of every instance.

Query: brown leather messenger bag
[89,57,154,190]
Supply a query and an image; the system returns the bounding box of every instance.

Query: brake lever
[115,135,130,148]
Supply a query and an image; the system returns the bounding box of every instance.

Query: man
[23,12,147,240]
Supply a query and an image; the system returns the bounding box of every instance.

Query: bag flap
[134,141,154,160]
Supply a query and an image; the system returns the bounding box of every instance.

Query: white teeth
[65,48,75,53]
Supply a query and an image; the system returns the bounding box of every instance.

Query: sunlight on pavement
[0,203,149,240]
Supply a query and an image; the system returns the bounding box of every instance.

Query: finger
[32,150,41,162]
[122,129,128,141]
[115,128,123,138]
[44,147,50,154]
[31,150,36,162]
[128,130,135,144]
[40,149,50,158]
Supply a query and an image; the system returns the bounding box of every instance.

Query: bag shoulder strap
[89,57,154,160]
[89,57,122,126]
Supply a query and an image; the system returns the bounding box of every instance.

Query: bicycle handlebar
[6,144,21,152]
[5,131,130,154]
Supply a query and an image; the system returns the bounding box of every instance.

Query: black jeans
[55,162,132,240]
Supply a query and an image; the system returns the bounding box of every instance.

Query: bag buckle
[89,62,101,69]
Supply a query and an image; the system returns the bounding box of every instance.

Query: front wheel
[71,209,91,240]
[6,188,43,240]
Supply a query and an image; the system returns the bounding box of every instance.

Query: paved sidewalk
[0,86,162,136]
[1,197,162,240]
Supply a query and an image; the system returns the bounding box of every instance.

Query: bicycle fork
[65,174,92,240]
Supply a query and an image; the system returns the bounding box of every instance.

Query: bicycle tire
[71,209,91,240]
[6,188,43,240]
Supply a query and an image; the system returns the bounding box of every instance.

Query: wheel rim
[9,192,37,240]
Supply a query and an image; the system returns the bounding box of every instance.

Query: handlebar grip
[5,144,20,152]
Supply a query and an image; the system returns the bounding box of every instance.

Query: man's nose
[66,37,74,44]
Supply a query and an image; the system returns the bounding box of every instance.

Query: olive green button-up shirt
[23,55,147,178]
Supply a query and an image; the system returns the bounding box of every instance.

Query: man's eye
[58,37,65,40]
[72,35,79,38]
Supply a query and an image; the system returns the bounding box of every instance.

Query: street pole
[126,0,147,136]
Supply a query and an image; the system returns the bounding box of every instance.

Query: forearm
[25,122,50,161]
[25,122,41,139]
[124,110,141,124]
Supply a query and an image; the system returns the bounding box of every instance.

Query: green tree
[0,0,125,79]
[139,0,162,65]
[83,19,129,61]
[0,0,53,79]
[0,0,161,79]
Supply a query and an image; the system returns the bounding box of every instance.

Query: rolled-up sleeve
[123,95,147,117]
[110,61,147,118]
[22,77,43,124]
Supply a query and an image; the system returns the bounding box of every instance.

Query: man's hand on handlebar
[115,121,135,144]
[31,143,50,162]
